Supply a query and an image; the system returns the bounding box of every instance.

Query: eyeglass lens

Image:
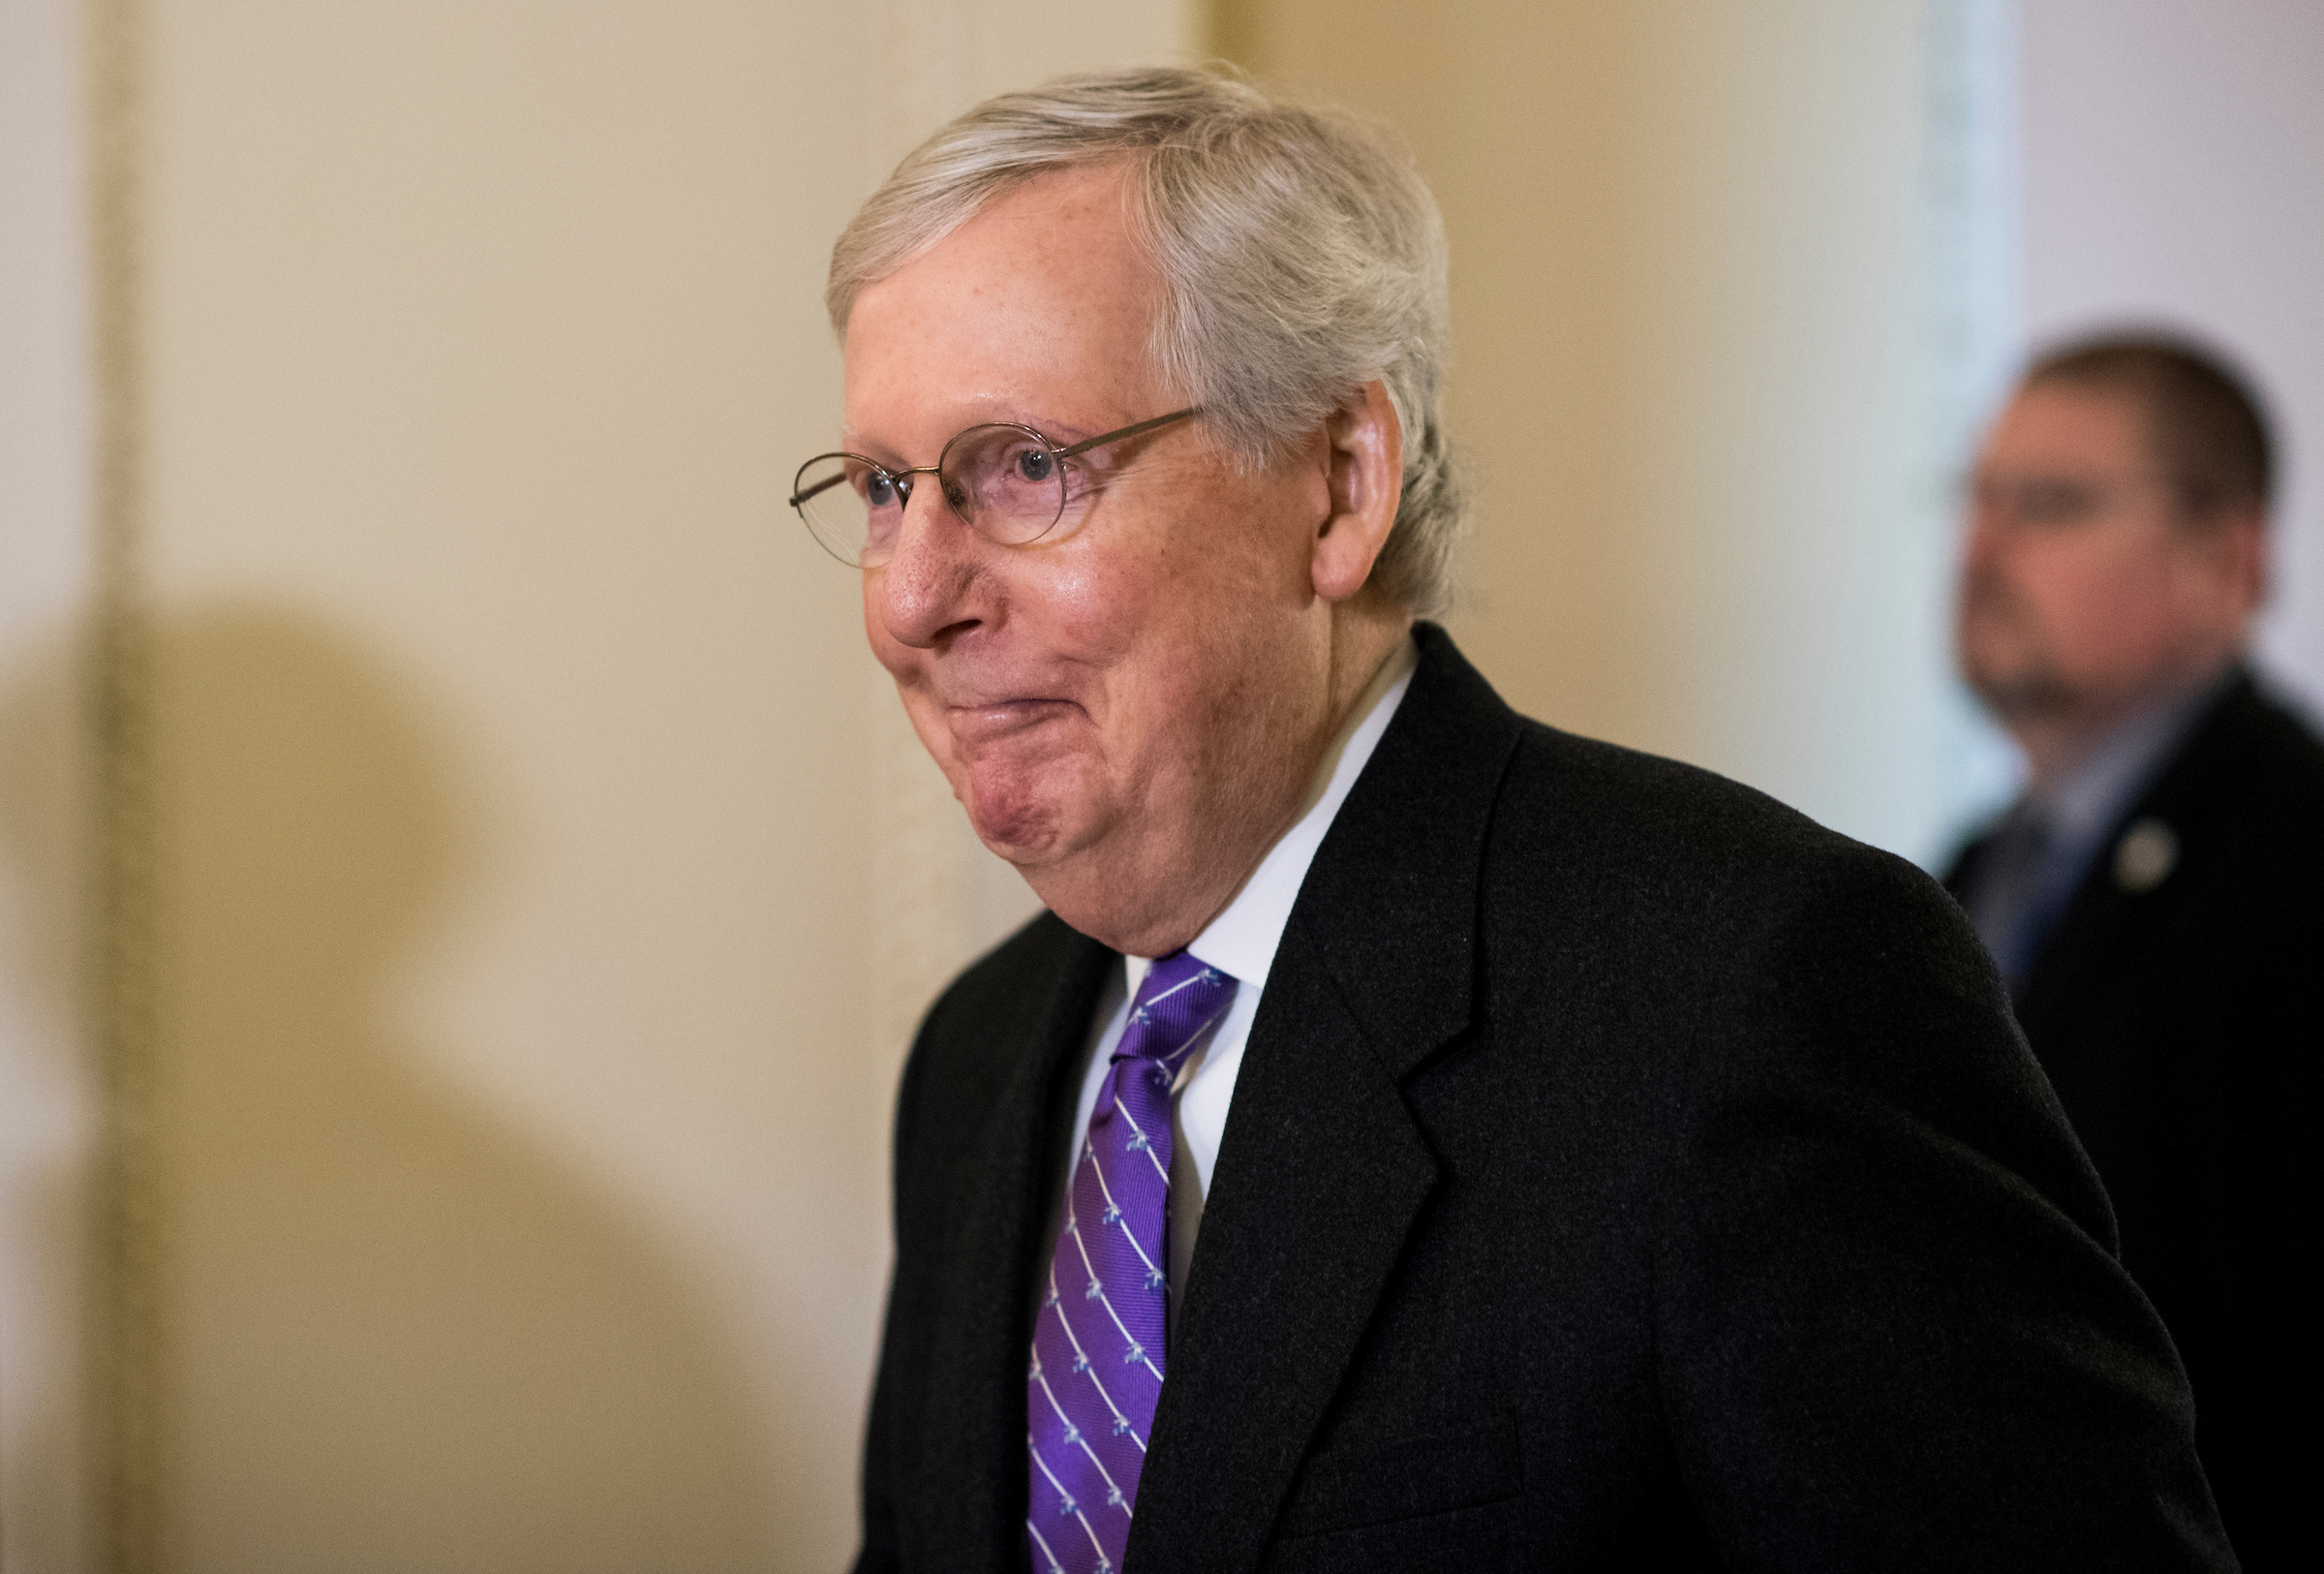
[791,424,1067,568]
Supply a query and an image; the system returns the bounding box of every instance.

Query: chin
[1031,877,1177,960]
[962,778,1068,863]
[1969,662,2077,723]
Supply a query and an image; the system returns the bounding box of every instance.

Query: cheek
[861,573,904,672]
[2020,541,2173,655]
[1037,509,1288,673]
[1035,554,1149,656]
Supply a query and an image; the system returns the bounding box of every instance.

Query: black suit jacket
[859,627,2230,1572]
[1945,670,2323,1569]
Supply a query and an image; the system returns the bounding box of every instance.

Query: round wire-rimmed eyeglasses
[788,407,1200,568]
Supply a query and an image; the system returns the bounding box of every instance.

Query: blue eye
[1016,448,1055,483]
[864,471,899,509]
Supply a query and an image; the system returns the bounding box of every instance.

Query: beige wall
[4,2,1191,1570]
[1229,0,1982,860]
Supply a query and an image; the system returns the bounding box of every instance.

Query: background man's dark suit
[859,628,2229,1571]
[1946,670,2323,1566]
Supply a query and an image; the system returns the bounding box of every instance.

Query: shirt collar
[1125,634,1419,998]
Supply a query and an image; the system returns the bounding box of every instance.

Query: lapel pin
[2114,818,2179,893]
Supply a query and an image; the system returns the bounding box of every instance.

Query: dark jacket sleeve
[1653,843,2234,1571]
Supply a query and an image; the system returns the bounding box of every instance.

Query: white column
[0,0,99,1565]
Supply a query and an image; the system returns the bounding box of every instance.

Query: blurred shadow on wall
[4,602,782,1573]
[0,628,97,1572]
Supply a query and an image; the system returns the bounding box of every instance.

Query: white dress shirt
[1048,636,1418,1332]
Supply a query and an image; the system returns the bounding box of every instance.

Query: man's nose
[872,484,987,650]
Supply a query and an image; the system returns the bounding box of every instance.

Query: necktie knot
[1116,950,1238,1070]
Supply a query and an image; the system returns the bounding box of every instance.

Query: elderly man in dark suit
[800,69,2231,1572]
[1945,335,2322,1568]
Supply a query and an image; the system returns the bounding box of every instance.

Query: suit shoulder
[2234,683,2324,807]
[1498,719,1900,878]
[2154,679,2324,876]
[1483,720,1981,981]
[890,910,1105,1179]
[916,908,1091,1056]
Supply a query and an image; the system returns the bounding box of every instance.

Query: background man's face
[1956,384,2253,730]
[841,165,1344,952]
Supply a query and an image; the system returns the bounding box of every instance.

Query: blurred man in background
[1948,334,2323,1565]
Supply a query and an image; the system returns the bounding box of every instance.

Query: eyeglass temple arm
[1053,406,1200,460]
[789,471,848,508]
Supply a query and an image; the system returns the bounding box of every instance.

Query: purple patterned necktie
[1026,949,1237,1574]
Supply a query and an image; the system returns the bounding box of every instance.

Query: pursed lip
[943,696,1085,748]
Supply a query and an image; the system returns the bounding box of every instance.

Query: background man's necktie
[1025,950,1236,1574]
[1966,802,2056,995]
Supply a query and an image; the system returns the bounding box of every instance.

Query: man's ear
[2184,505,2269,620]
[2222,509,2268,613]
[1311,380,1404,603]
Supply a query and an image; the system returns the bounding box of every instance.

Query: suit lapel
[912,920,1115,1570]
[2023,670,2259,1012]
[1126,626,1523,1571]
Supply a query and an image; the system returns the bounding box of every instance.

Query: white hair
[827,67,1467,618]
